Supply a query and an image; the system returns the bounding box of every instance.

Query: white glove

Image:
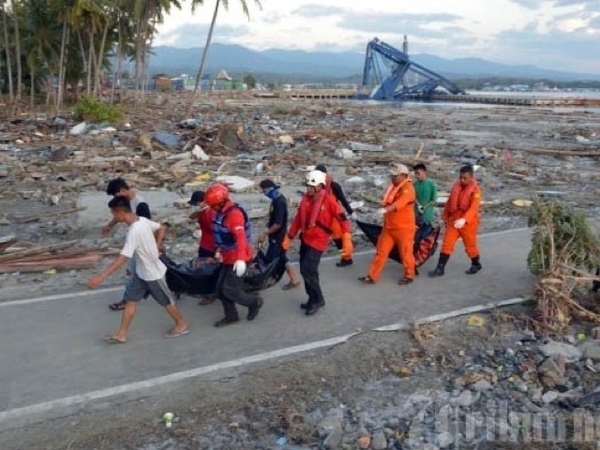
[377,208,387,217]
[454,218,466,229]
[233,260,247,277]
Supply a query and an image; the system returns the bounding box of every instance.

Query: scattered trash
[466,315,486,327]
[512,199,533,207]
[163,412,174,428]
[69,122,87,135]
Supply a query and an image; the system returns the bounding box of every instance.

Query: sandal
[109,300,126,311]
[165,328,190,339]
[398,277,414,285]
[102,335,126,344]
[358,276,375,284]
[282,281,301,291]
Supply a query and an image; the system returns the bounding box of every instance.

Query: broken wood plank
[0,240,78,262]
[527,148,600,157]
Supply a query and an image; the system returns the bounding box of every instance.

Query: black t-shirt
[268,194,288,242]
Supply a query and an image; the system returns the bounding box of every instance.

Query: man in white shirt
[103,178,152,312]
[88,196,189,344]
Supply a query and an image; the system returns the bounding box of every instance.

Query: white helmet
[305,170,326,187]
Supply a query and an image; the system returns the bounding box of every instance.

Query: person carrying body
[204,183,263,327]
[429,164,483,277]
[257,179,301,290]
[103,178,152,312]
[87,196,189,344]
[359,163,417,285]
[282,170,352,315]
[315,164,355,267]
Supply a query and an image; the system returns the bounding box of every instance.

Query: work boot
[214,316,240,328]
[429,253,450,277]
[247,297,263,321]
[336,258,353,267]
[305,301,325,316]
[466,256,482,275]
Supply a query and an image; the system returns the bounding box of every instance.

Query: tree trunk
[94,19,110,98]
[186,0,221,117]
[133,20,143,106]
[29,64,34,110]
[56,14,68,111]
[2,6,14,101]
[86,29,95,96]
[11,0,21,102]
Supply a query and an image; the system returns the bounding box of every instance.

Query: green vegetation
[73,95,122,124]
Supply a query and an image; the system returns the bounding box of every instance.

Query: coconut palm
[185,0,262,116]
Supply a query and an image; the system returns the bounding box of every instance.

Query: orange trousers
[368,227,416,281]
[331,218,353,260]
[440,221,479,258]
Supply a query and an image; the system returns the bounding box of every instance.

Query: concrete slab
[0,228,535,420]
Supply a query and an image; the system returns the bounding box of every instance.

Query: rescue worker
[282,170,352,315]
[429,165,482,277]
[358,163,417,285]
[314,164,354,267]
[413,163,438,243]
[188,190,218,306]
[257,179,301,290]
[188,190,217,259]
[204,183,263,327]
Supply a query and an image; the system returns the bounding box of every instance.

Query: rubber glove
[281,235,292,251]
[233,260,247,277]
[377,208,387,217]
[341,233,353,257]
[454,218,466,229]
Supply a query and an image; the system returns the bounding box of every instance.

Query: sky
[155,0,600,74]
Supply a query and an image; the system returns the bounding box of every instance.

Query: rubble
[0,95,598,299]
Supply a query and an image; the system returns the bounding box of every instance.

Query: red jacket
[218,201,253,264]
[288,192,351,252]
[197,209,217,251]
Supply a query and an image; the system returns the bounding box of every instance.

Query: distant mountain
[147,43,598,82]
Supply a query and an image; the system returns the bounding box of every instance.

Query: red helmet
[204,183,229,207]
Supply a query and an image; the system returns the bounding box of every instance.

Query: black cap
[315,164,327,173]
[259,179,280,190]
[188,190,205,205]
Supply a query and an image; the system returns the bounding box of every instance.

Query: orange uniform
[367,179,417,281]
[440,180,481,258]
[324,175,354,262]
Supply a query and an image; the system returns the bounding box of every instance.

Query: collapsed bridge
[361,37,465,101]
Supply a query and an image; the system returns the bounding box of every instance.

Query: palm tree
[11,0,22,101]
[0,1,14,101]
[185,0,262,117]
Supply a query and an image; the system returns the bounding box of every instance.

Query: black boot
[336,258,353,267]
[466,256,482,275]
[429,253,449,277]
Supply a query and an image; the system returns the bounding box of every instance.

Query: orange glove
[341,232,352,257]
[281,235,292,251]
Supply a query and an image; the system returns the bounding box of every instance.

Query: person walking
[429,165,483,277]
[413,163,438,243]
[315,164,355,267]
[282,170,352,315]
[204,183,263,327]
[87,196,188,344]
[257,179,301,290]
[359,163,417,285]
[103,178,152,312]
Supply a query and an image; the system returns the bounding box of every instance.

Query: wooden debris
[0,241,78,262]
[15,207,87,224]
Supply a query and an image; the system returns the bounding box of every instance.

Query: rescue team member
[359,163,416,285]
[87,196,189,343]
[413,163,437,227]
[315,164,354,267]
[188,190,217,259]
[282,170,352,315]
[103,178,152,312]
[429,165,482,277]
[204,183,263,327]
[257,179,301,290]
[188,190,218,306]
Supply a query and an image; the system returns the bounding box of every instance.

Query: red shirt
[197,209,217,251]
[219,201,253,264]
[288,193,351,252]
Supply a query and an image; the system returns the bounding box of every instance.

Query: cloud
[291,4,345,17]
[157,22,248,47]
[509,0,591,8]
[337,11,465,36]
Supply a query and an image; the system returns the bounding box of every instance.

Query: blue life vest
[213,204,252,251]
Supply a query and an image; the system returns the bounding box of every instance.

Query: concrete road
[0,228,534,421]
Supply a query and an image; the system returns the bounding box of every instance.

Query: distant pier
[258,89,600,107]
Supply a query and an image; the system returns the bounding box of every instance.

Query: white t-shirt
[120,217,166,281]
